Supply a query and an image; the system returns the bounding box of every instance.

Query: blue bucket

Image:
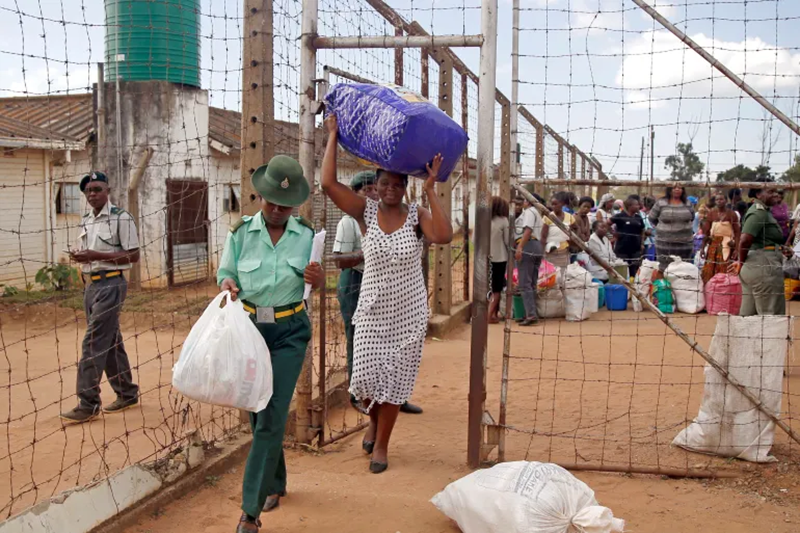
[645,244,656,261]
[605,284,628,311]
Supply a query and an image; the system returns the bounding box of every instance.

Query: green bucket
[513,295,525,320]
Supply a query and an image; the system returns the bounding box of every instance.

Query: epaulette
[754,202,765,210]
[295,216,314,231]
[110,206,127,216]
[230,216,250,233]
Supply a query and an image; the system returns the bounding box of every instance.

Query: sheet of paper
[304,229,326,301]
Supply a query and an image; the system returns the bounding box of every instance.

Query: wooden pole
[432,48,454,316]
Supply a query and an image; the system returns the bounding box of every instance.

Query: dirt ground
[123,308,800,533]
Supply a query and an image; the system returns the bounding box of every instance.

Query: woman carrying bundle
[321,114,453,473]
[700,193,740,284]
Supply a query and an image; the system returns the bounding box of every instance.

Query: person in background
[587,220,619,281]
[216,155,325,532]
[334,171,422,415]
[613,198,624,216]
[541,191,576,269]
[735,200,749,222]
[731,180,791,316]
[610,195,645,279]
[60,171,141,424]
[649,185,695,272]
[513,196,526,241]
[728,188,743,220]
[515,194,545,326]
[700,192,740,284]
[641,196,656,260]
[596,193,615,223]
[771,189,791,241]
[322,114,452,474]
[489,196,510,324]
[573,196,594,247]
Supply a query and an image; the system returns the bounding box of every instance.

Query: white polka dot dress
[349,197,429,409]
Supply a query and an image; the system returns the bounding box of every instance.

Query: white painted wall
[0,149,47,289]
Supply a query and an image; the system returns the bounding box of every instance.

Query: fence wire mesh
[0,0,484,519]
[497,0,800,495]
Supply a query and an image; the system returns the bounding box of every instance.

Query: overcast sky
[1,0,798,181]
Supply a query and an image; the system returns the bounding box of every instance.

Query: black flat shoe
[236,514,261,532]
[399,402,423,415]
[262,490,286,513]
[362,439,375,455]
[369,460,388,474]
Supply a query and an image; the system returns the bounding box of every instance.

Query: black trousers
[77,276,139,409]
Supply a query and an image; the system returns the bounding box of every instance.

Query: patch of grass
[205,474,221,487]
[0,289,82,308]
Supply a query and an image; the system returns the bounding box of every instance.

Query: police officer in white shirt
[61,172,140,423]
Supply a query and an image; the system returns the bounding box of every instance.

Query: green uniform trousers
[242,310,311,518]
[739,248,786,316]
[336,268,362,377]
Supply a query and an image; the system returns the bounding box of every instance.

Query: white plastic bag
[431,461,625,533]
[664,256,705,314]
[564,264,598,322]
[173,291,273,412]
[673,315,792,462]
[632,259,659,312]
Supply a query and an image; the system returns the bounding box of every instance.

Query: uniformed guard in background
[217,155,324,533]
[333,171,423,415]
[60,171,141,424]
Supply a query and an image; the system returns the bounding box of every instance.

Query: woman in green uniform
[217,155,324,533]
[731,179,792,316]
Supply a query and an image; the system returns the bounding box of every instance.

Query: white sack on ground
[632,259,659,312]
[664,256,705,314]
[537,287,566,318]
[431,461,625,533]
[173,291,273,412]
[672,315,792,463]
[564,264,599,322]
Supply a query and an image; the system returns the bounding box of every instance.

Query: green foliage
[782,155,800,183]
[35,264,80,291]
[717,164,773,183]
[664,142,705,181]
[1,285,19,297]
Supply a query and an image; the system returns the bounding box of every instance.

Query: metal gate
[166,179,209,286]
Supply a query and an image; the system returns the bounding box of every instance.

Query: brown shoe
[236,514,261,532]
[103,396,139,414]
[262,490,286,512]
[59,405,100,424]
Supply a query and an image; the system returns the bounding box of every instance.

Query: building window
[223,184,240,213]
[55,183,82,215]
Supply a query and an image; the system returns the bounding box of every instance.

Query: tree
[717,164,772,183]
[782,155,800,183]
[664,142,704,181]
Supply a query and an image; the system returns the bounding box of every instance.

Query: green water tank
[105,0,201,87]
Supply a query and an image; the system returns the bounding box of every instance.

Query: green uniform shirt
[217,212,313,307]
[741,200,784,250]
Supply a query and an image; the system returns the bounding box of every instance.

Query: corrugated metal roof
[0,94,94,143]
[0,113,80,142]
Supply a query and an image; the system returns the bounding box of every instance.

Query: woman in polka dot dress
[322,115,453,473]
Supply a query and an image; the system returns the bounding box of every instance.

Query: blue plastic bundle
[324,83,469,182]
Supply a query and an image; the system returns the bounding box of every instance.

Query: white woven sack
[673,315,792,462]
[664,256,705,313]
[431,461,625,533]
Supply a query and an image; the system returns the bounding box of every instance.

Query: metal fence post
[468,0,498,469]
[499,101,511,199]
[461,72,470,304]
[296,0,318,445]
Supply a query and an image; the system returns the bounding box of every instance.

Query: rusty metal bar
[519,177,800,190]
[323,65,375,85]
[513,183,800,450]
[319,421,370,447]
[314,34,483,49]
[394,26,404,86]
[633,0,800,137]
[498,206,516,463]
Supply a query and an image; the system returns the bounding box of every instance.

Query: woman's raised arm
[321,114,367,219]
[417,154,454,245]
